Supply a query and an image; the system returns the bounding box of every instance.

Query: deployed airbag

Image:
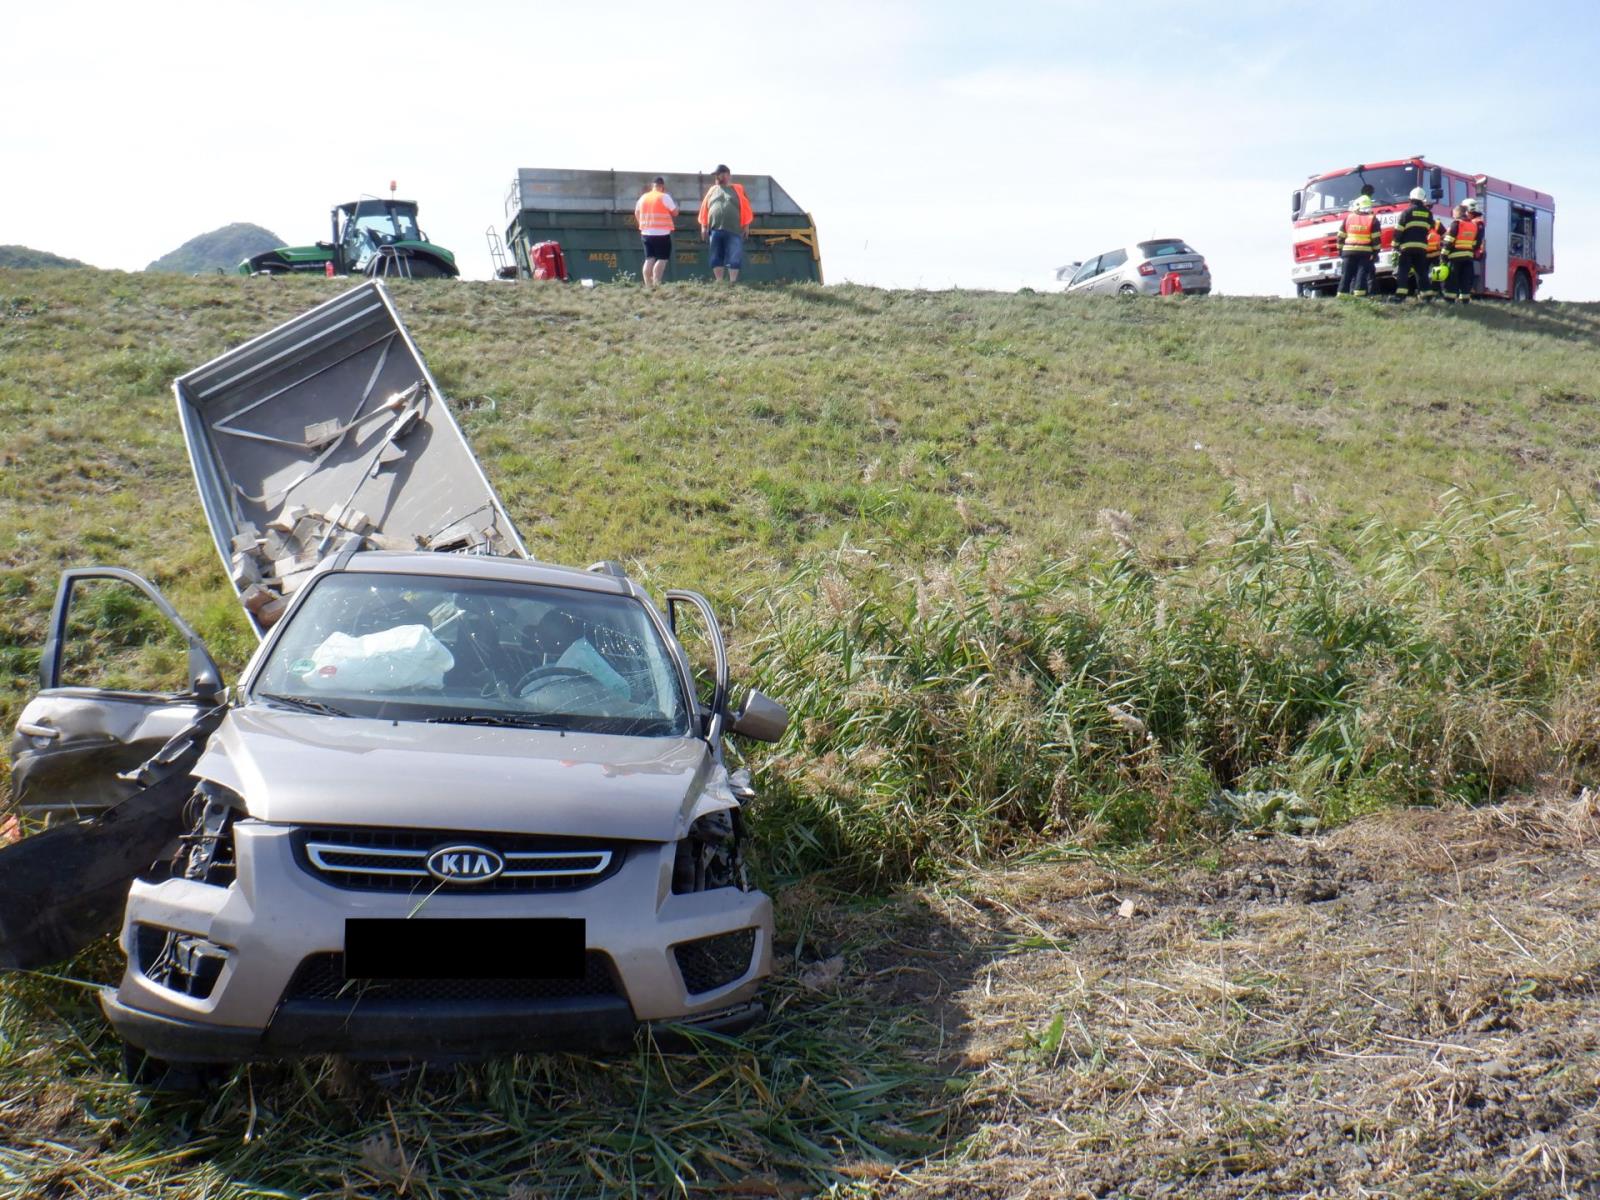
[303,624,454,692]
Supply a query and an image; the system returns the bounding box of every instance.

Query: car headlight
[672,807,747,894]
[175,780,243,887]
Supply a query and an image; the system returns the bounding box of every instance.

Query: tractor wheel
[368,255,449,279]
[1512,271,1534,302]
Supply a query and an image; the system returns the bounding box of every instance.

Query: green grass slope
[3,272,1600,1198]
[3,272,1599,809]
[144,223,284,274]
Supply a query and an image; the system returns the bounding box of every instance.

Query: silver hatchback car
[1055,238,1212,295]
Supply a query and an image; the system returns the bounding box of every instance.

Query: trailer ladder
[485,226,512,279]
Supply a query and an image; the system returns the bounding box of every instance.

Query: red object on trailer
[1289,156,1553,300]
[530,240,568,281]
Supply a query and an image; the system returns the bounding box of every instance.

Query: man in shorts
[634,177,678,287]
[698,164,752,282]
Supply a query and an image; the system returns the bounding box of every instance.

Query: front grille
[673,928,757,996]
[291,826,626,893]
[284,951,620,1004]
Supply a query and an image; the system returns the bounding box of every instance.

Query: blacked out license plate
[343,918,585,980]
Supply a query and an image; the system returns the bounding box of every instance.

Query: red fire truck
[1290,157,1553,299]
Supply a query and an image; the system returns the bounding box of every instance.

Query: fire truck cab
[1291,157,1553,300]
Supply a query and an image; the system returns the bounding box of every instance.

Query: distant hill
[0,245,91,269]
[145,223,284,274]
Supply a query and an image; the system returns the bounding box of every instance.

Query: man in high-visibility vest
[1335,195,1380,297]
[1441,199,1484,303]
[633,177,679,288]
[698,165,753,283]
[1426,220,1447,298]
[1391,187,1437,302]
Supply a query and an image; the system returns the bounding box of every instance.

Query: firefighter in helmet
[1426,217,1447,297]
[1336,195,1380,297]
[1441,197,1484,303]
[1392,187,1437,302]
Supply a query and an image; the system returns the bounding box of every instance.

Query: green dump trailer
[502,168,822,283]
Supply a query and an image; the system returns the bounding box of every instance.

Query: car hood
[193,707,722,842]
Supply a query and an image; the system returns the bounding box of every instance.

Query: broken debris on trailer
[174,280,527,635]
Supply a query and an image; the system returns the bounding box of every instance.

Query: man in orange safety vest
[1335,194,1380,297]
[1441,198,1484,303]
[698,165,753,282]
[634,177,679,287]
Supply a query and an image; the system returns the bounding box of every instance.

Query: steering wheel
[515,665,593,696]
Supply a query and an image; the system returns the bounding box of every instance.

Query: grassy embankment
[1,270,1599,1197]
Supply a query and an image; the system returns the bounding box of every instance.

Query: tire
[367,254,450,280]
[120,1043,224,1095]
[1118,284,1138,297]
[1512,271,1533,302]
[402,258,449,279]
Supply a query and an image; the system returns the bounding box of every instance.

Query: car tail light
[1138,262,1156,276]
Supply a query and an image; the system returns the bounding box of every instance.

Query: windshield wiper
[424,712,563,730]
[256,693,352,718]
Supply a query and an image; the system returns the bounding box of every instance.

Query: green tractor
[239,191,458,278]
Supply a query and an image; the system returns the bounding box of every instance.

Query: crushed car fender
[0,706,225,969]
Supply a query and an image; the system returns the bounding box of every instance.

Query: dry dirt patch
[885,795,1600,1198]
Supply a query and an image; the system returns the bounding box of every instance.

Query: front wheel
[1512,271,1534,302]
[120,1043,224,1094]
[400,258,450,279]
[365,253,451,280]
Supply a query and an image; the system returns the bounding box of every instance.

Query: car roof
[333,551,635,596]
[1082,238,1193,259]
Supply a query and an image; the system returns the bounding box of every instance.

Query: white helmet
[1409,187,1427,201]
[1463,196,1480,212]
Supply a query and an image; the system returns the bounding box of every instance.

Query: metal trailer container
[502,168,822,284]
[174,281,526,636]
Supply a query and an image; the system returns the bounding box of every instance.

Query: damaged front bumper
[103,820,772,1062]
[101,989,763,1062]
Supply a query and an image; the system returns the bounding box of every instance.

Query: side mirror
[1291,190,1304,217]
[1428,166,1443,200]
[728,689,788,743]
[187,647,228,705]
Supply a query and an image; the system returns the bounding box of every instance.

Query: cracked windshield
[251,573,690,736]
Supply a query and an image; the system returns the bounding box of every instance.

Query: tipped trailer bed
[174,281,526,634]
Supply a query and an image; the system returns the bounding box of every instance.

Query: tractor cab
[333,200,427,274]
[238,189,458,278]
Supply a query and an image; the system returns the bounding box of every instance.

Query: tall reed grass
[748,493,1600,885]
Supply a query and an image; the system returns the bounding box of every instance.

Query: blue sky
[4,0,1596,297]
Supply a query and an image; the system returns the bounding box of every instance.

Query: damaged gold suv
[3,283,786,1068]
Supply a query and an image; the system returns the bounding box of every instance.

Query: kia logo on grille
[425,844,504,884]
